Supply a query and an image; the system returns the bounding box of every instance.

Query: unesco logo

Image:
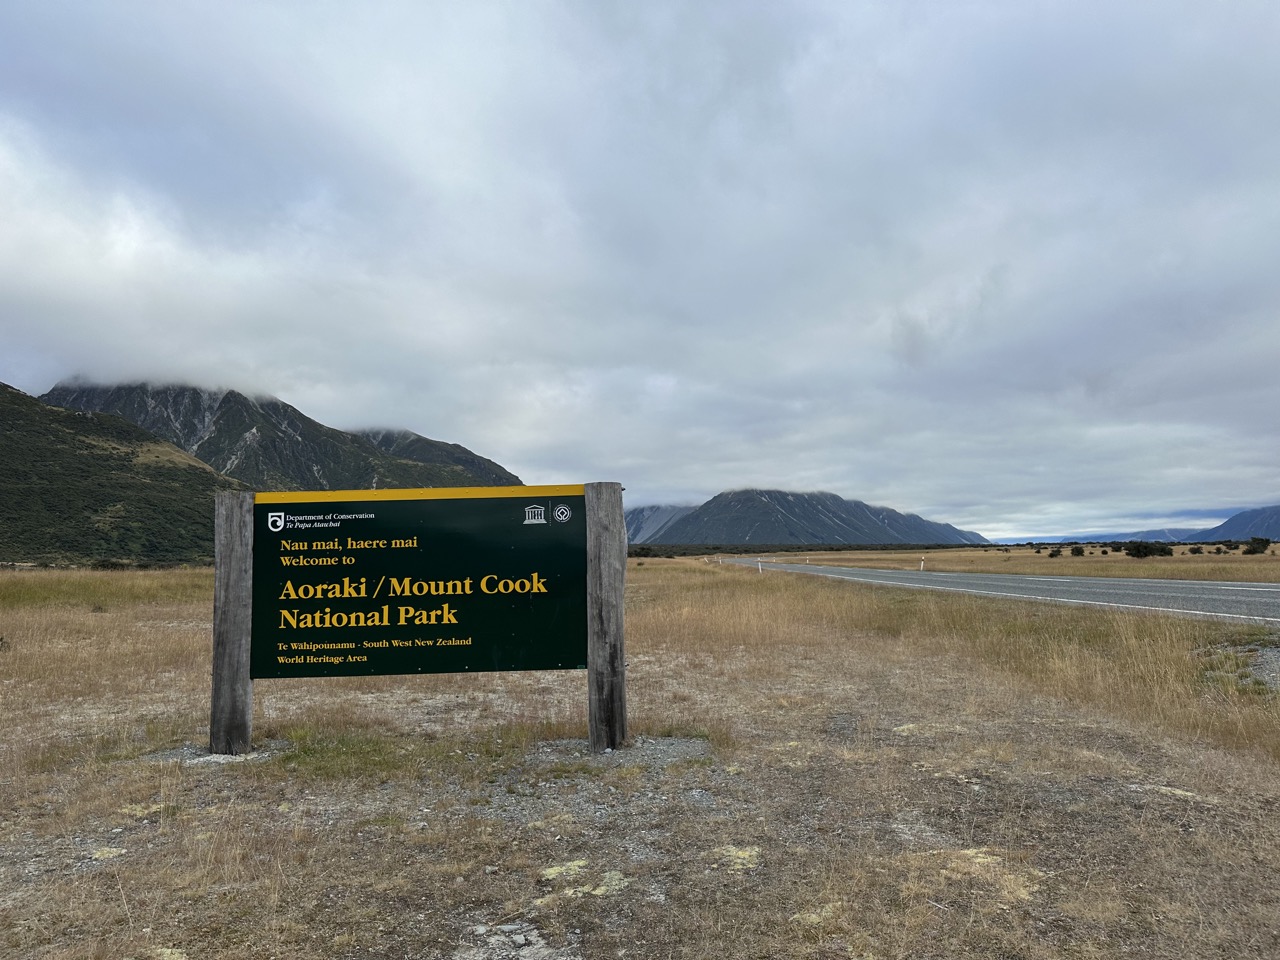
[525,503,573,525]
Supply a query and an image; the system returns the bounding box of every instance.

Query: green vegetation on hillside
[0,383,242,564]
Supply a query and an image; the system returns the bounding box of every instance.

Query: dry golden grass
[764,544,1280,582]
[3,562,1280,959]
[630,558,1280,757]
[132,442,220,471]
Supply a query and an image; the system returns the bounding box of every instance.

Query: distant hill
[628,489,987,546]
[0,382,243,564]
[1189,506,1280,542]
[1030,527,1207,544]
[1022,508,1280,544]
[1123,527,1207,543]
[625,504,697,544]
[41,381,520,491]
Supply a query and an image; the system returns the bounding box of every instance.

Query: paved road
[731,560,1280,625]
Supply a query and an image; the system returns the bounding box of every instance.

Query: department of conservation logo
[267,512,286,532]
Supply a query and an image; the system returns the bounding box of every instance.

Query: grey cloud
[1,1,1278,539]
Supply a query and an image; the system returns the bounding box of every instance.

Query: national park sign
[251,485,588,678]
[211,483,626,755]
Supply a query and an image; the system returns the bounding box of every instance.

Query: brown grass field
[3,557,1280,959]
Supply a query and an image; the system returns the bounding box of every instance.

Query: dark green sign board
[250,486,587,678]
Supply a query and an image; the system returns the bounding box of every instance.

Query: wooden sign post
[585,482,626,752]
[210,491,254,755]
[210,483,626,755]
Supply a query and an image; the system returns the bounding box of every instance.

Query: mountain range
[5,377,1277,563]
[626,489,988,546]
[1198,506,1280,541]
[999,507,1280,544]
[40,381,520,491]
[1,380,521,564]
[629,495,1280,548]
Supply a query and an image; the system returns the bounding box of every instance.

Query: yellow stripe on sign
[255,485,586,505]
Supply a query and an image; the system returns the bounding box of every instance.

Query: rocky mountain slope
[627,489,988,545]
[41,381,520,491]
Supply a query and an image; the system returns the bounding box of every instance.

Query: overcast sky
[2,2,1278,539]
